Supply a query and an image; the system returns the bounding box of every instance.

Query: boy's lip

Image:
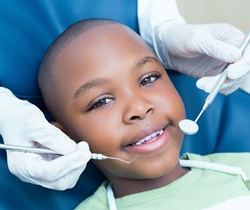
[123,124,171,155]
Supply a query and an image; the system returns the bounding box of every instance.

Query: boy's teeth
[151,131,158,138]
[135,129,163,145]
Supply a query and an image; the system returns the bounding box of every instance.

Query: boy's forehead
[63,24,135,51]
[54,24,150,73]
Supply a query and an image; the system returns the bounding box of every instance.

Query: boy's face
[52,24,185,183]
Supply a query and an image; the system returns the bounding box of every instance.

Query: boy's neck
[109,162,189,198]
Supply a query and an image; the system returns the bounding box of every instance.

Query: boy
[38,19,250,209]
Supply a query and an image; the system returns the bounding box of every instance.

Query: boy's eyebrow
[135,56,160,69]
[73,78,108,100]
[73,56,160,101]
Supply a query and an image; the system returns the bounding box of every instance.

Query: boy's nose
[123,95,154,123]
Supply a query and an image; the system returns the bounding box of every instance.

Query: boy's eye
[88,97,113,110]
[140,73,160,87]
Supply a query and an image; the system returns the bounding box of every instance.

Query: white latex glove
[153,21,250,94]
[0,87,92,190]
[196,42,250,94]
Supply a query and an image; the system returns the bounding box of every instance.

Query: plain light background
[176,0,250,93]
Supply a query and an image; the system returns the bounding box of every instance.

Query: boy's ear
[51,121,68,134]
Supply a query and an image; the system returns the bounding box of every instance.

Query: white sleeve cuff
[137,0,185,47]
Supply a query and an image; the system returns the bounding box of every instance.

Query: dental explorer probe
[0,143,137,164]
[179,30,250,135]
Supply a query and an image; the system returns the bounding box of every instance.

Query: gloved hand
[196,44,250,94]
[0,87,92,190]
[153,21,250,94]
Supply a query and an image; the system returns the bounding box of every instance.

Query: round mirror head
[179,119,199,135]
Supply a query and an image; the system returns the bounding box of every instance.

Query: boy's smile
[124,124,170,154]
[51,23,187,197]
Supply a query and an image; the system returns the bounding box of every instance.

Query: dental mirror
[179,119,199,135]
[179,106,203,135]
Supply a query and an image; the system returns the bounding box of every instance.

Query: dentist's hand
[0,87,91,190]
[196,45,250,95]
[153,22,250,94]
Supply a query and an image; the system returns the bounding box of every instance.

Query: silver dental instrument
[0,143,138,164]
[179,30,250,135]
[197,30,250,120]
